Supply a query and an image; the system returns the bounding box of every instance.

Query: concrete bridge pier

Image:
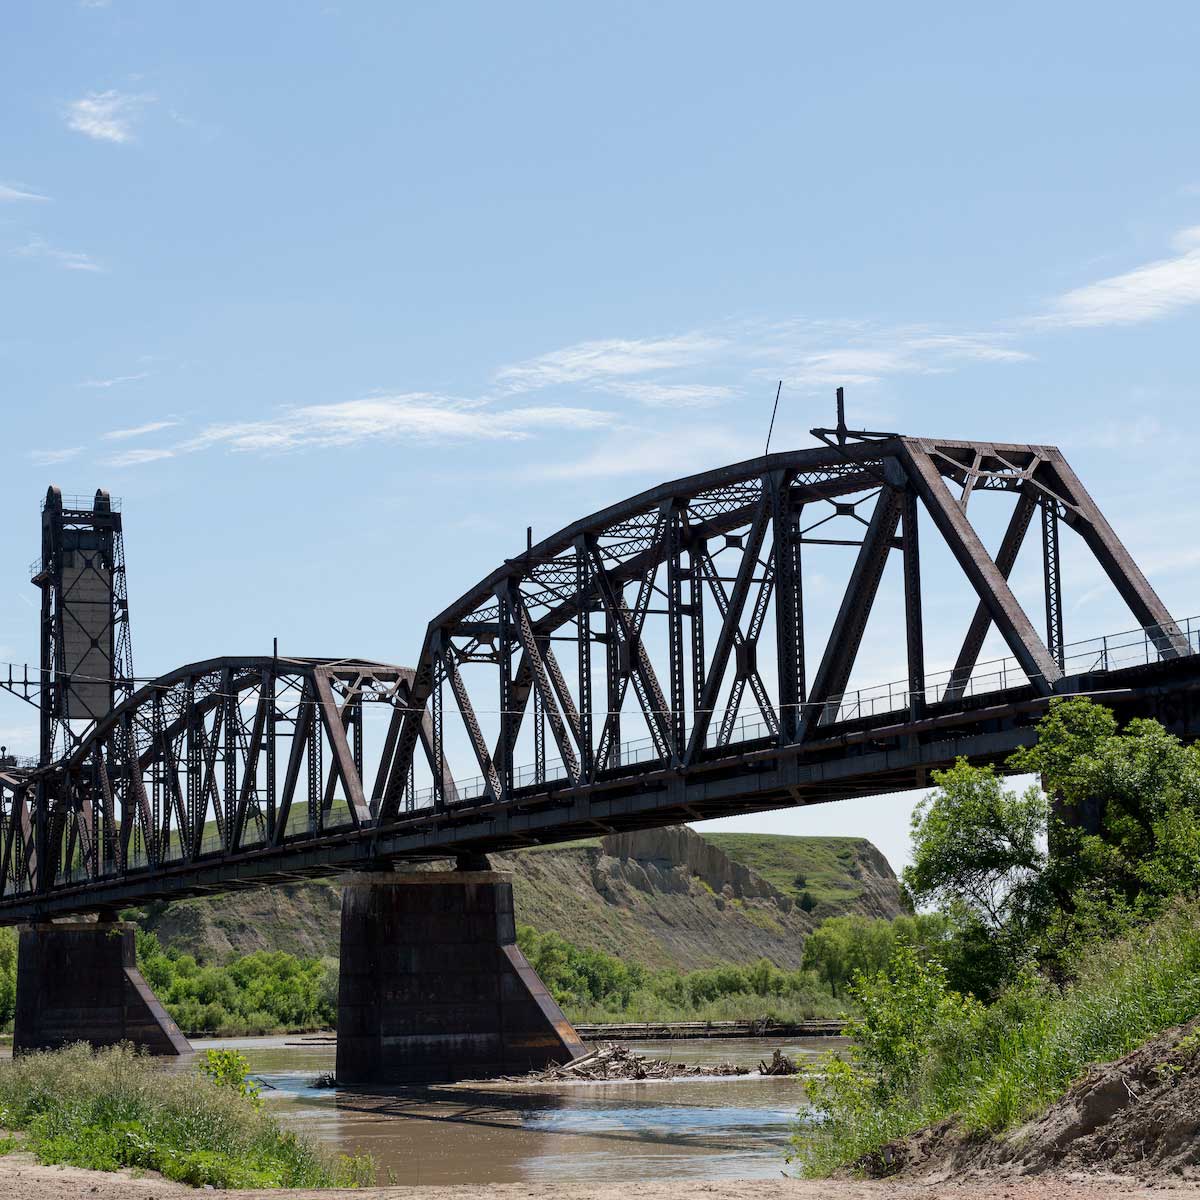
[13,920,191,1055]
[336,861,585,1084]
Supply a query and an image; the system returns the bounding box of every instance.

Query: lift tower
[31,487,134,764]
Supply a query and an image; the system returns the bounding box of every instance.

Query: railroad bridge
[2,420,1199,1081]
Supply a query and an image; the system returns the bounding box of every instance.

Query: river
[190,1034,839,1186]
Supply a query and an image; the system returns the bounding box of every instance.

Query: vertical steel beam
[496,596,516,802]
[902,488,926,720]
[665,502,687,761]
[574,543,594,780]
[1041,498,1065,672]
[770,472,804,745]
[689,543,706,738]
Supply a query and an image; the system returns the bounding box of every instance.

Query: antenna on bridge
[810,387,899,450]
[763,380,783,456]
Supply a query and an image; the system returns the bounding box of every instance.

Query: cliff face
[136,827,906,971]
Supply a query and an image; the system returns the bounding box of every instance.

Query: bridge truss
[3,432,1198,920]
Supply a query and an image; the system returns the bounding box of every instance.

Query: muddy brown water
[187,1034,838,1185]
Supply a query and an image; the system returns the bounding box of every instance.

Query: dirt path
[3,1152,1199,1200]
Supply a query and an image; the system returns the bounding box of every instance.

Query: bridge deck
[5,653,1198,924]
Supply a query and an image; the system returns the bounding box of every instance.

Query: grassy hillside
[131,827,905,970]
[702,833,891,913]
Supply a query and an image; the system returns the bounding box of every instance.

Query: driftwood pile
[758,1048,799,1076]
[520,1043,748,1082]
[517,1042,780,1082]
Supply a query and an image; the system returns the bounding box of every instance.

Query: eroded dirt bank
[873,1018,1200,1184]
[2,1155,1199,1200]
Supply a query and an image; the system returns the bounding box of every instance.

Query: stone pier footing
[336,869,586,1084]
[13,921,191,1055]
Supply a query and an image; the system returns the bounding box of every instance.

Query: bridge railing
[407,614,1200,810]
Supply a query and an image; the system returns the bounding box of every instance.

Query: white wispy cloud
[183,394,614,454]
[29,447,83,467]
[81,372,150,389]
[533,427,759,481]
[65,90,153,143]
[14,236,101,272]
[759,324,1032,390]
[1044,227,1200,328]
[102,419,178,441]
[496,333,724,393]
[0,182,48,202]
[105,447,175,468]
[603,381,736,408]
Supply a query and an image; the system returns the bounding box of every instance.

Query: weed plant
[794,901,1200,1175]
[0,1043,373,1189]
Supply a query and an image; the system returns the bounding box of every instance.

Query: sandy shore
[3,1151,1199,1200]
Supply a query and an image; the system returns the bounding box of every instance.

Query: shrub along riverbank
[0,903,938,1037]
[794,700,1200,1178]
[126,924,856,1035]
[0,1043,372,1188]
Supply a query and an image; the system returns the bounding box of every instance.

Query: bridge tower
[32,486,134,765]
[14,488,187,1057]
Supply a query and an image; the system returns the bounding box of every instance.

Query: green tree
[802,915,895,998]
[0,926,17,1027]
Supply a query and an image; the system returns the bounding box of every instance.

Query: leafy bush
[0,1043,373,1188]
[199,1048,261,1105]
[0,926,15,1029]
[516,924,844,1023]
[136,932,337,1036]
[794,900,1200,1176]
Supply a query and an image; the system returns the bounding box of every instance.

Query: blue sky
[2,2,1199,873]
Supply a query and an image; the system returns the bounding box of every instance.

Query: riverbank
[1,1153,1196,1200]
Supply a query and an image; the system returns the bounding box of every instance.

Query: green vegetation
[703,832,880,911]
[794,700,1200,1177]
[517,925,844,1023]
[797,901,1200,1175]
[0,1042,373,1188]
[136,931,336,1036]
[800,913,950,998]
[0,927,14,1030]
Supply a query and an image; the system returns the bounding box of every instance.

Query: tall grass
[796,901,1200,1176]
[0,1044,372,1188]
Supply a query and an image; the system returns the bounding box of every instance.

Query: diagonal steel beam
[312,670,371,826]
[272,680,313,846]
[442,646,503,802]
[587,534,674,764]
[943,490,1037,703]
[798,486,903,739]
[1042,449,1189,659]
[507,585,581,783]
[901,443,1061,695]
[686,498,772,762]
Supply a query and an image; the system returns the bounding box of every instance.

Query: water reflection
[190,1035,838,1185]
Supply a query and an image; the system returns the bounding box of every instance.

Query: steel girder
[376,436,1187,819]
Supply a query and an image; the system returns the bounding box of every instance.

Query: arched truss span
[373,435,1189,818]
[0,657,452,898]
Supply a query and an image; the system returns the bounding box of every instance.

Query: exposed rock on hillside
[135,826,905,970]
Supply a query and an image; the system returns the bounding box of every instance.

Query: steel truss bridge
[3,430,1200,923]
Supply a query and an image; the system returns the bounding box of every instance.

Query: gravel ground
[4,1152,1200,1200]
